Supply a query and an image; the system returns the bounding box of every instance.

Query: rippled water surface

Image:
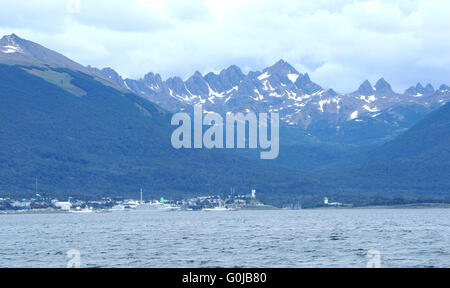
[1,209,449,268]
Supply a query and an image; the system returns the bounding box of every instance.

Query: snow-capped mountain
[0,34,121,87]
[99,59,450,140]
[0,34,85,70]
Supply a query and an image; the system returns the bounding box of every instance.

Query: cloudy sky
[1,0,449,92]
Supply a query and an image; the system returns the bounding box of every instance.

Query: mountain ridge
[105,59,450,146]
[77,51,449,145]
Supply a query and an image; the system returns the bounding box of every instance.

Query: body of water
[1,209,449,268]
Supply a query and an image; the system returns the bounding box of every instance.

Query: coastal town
[0,189,279,214]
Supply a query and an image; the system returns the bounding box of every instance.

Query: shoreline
[309,203,450,210]
[2,203,450,215]
[0,209,69,215]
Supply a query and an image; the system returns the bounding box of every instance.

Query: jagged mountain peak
[1,33,23,44]
[204,65,243,78]
[223,64,243,74]
[440,84,450,91]
[166,75,184,83]
[302,73,311,81]
[295,73,311,86]
[358,80,375,95]
[191,71,203,78]
[325,89,338,97]
[101,67,117,74]
[270,59,294,69]
[293,73,322,94]
[0,33,54,59]
[265,59,299,76]
[185,70,208,96]
[220,65,245,82]
[0,34,28,54]
[375,77,389,86]
[2,33,20,40]
[85,65,129,89]
[405,82,435,96]
[375,78,393,94]
[143,72,162,82]
[204,65,245,93]
[406,83,423,95]
[424,83,435,94]
[258,59,300,84]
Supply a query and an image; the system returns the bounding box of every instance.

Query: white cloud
[0,0,449,92]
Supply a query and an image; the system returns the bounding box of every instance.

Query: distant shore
[0,209,68,215]
[240,205,280,210]
[2,203,450,215]
[310,203,450,210]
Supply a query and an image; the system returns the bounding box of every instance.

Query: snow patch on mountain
[287,73,299,83]
[360,95,376,103]
[257,72,271,81]
[207,84,225,98]
[363,105,380,113]
[1,45,21,54]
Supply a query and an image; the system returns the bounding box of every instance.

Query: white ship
[203,199,231,212]
[70,206,94,214]
[110,200,140,211]
[110,199,141,211]
[112,190,180,212]
[110,204,124,211]
[202,206,231,212]
[136,201,180,212]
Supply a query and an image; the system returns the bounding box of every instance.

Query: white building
[324,197,342,206]
[54,201,72,211]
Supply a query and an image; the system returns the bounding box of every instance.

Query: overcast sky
[1,0,449,92]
